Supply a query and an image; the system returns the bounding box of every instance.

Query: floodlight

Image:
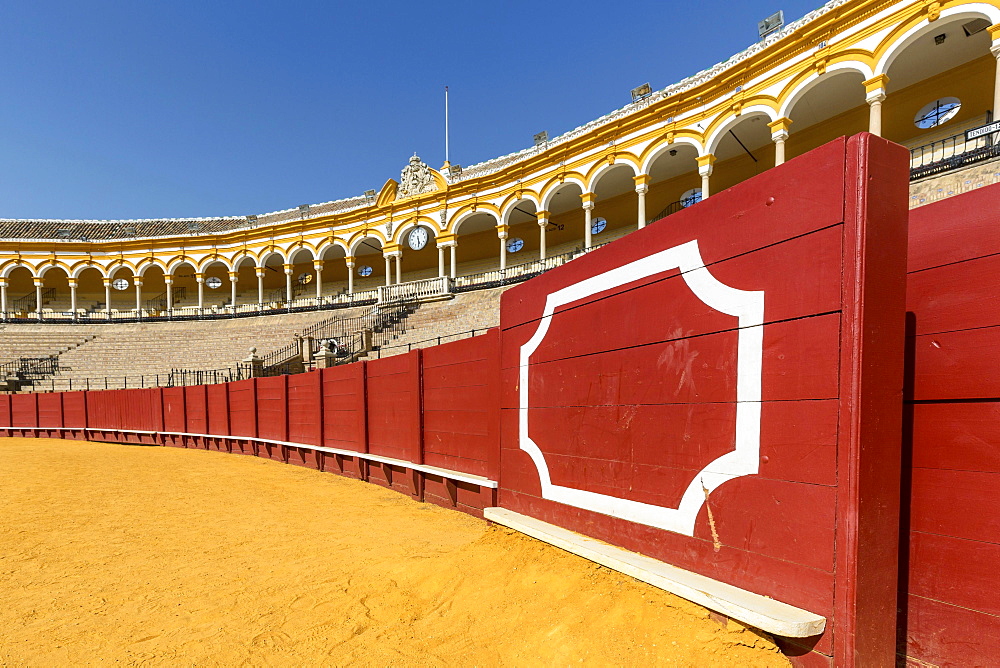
[630,83,652,103]
[298,204,310,218]
[187,222,204,233]
[364,189,376,203]
[964,18,990,36]
[246,214,258,226]
[55,229,72,239]
[448,164,463,178]
[122,225,137,236]
[533,131,548,147]
[758,10,784,40]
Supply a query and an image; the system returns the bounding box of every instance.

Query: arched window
[914,97,961,129]
[680,188,703,207]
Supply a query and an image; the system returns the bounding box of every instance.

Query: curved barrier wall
[8,134,1000,667]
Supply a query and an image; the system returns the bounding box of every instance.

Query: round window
[111,278,129,291]
[206,276,223,289]
[914,97,961,129]
[590,217,607,235]
[297,272,313,285]
[358,265,373,277]
[680,188,703,208]
[506,237,524,253]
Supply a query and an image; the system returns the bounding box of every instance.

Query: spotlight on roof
[364,189,376,203]
[245,214,258,226]
[187,222,204,233]
[448,164,463,178]
[55,228,72,239]
[758,10,784,40]
[630,83,652,103]
[298,204,310,218]
[122,225,137,236]
[934,33,947,45]
[533,131,548,147]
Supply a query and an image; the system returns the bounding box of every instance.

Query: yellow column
[537,210,550,260]
[195,273,205,312]
[864,75,889,137]
[33,278,43,320]
[164,274,173,313]
[103,278,112,317]
[345,256,355,294]
[68,279,78,317]
[497,224,510,270]
[313,260,324,301]
[283,264,294,304]
[697,154,716,199]
[134,277,142,314]
[768,117,792,166]
[581,192,596,249]
[633,174,650,229]
[229,271,239,310]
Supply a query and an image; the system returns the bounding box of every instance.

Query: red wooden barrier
[37,392,63,437]
[498,134,908,667]
[62,391,87,439]
[184,385,208,448]
[162,386,186,447]
[206,383,229,451]
[227,378,256,454]
[366,351,422,498]
[0,394,10,437]
[256,375,287,461]
[421,330,500,515]
[11,393,38,437]
[899,180,1000,666]
[287,371,322,469]
[320,363,367,478]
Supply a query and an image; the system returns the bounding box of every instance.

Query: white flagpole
[445,85,450,165]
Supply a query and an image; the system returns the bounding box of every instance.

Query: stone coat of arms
[397,154,438,198]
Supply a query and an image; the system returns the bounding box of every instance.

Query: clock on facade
[358,265,373,277]
[206,276,223,289]
[591,217,607,234]
[506,237,524,253]
[112,278,129,291]
[408,226,429,250]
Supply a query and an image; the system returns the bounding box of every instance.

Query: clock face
[206,276,223,289]
[408,226,429,250]
[506,237,524,253]
[112,278,129,291]
[358,265,373,277]
[591,217,607,235]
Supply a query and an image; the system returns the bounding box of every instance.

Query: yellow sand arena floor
[0,438,788,666]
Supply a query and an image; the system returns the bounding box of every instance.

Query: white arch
[35,263,70,279]
[875,4,1000,77]
[451,210,499,236]
[199,256,233,272]
[348,235,384,257]
[70,264,106,280]
[640,136,704,175]
[588,161,639,194]
[257,248,287,267]
[135,259,169,277]
[392,219,437,244]
[778,61,872,119]
[232,253,258,269]
[540,179,586,212]
[166,258,198,275]
[501,197,540,226]
[107,263,135,279]
[316,239,349,260]
[286,246,317,264]
[705,106,779,156]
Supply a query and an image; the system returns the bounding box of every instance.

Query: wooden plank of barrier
[366,351,421,464]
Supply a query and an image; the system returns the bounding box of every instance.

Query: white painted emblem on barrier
[518,239,764,537]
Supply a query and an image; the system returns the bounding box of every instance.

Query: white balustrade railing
[377,276,453,304]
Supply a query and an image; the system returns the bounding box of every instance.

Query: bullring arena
[3,1,1000,666]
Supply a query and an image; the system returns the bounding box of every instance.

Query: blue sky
[0,0,826,220]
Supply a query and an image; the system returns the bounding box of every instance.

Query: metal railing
[453,243,608,293]
[0,356,59,380]
[366,328,489,359]
[145,286,186,312]
[12,288,55,313]
[909,129,1000,180]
